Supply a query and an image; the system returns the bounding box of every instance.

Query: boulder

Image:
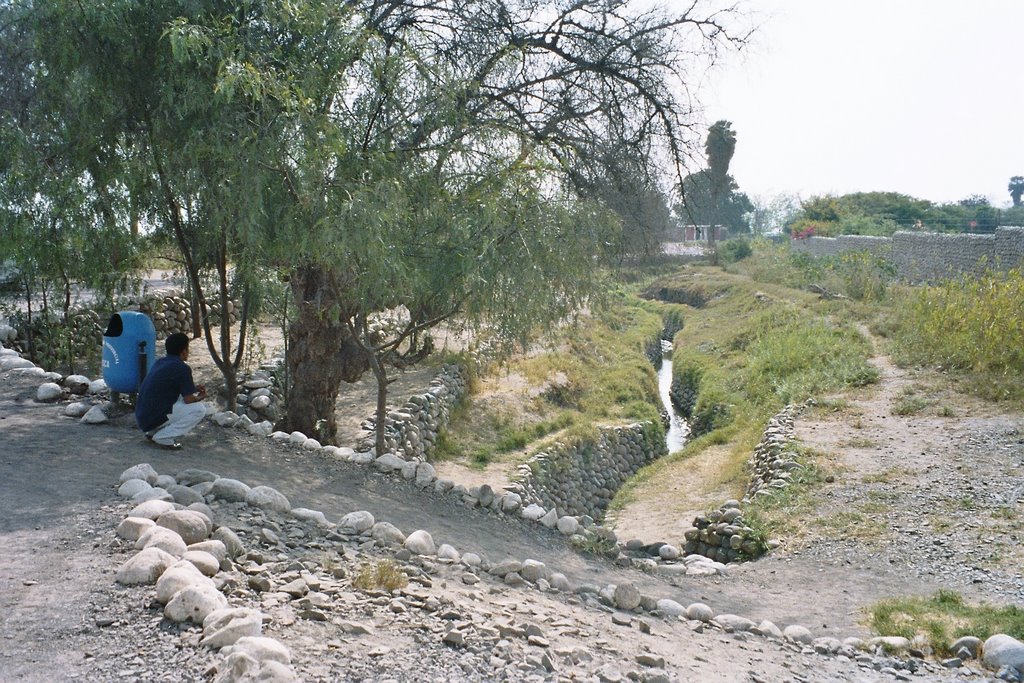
[136,526,188,557]
[164,583,228,623]
[612,583,641,611]
[115,547,178,585]
[982,634,1024,673]
[187,540,228,563]
[63,374,90,393]
[80,405,108,424]
[128,499,175,520]
[339,511,375,534]
[404,530,436,556]
[212,527,245,558]
[156,560,211,604]
[222,636,292,665]
[183,550,221,577]
[245,486,291,513]
[116,516,156,542]
[370,522,406,545]
[121,463,159,485]
[156,510,212,545]
[36,383,62,402]
[202,608,263,650]
[210,478,251,503]
[118,479,152,498]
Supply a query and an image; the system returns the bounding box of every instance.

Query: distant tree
[1009,176,1024,207]
[677,171,753,233]
[704,120,737,255]
[745,193,799,235]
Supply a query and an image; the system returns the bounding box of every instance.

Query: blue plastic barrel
[102,312,156,393]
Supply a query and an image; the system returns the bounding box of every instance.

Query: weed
[892,396,931,416]
[352,559,408,592]
[867,590,1024,654]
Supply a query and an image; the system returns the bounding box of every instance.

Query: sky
[700,0,1024,207]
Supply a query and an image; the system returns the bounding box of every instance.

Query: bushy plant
[718,237,752,264]
[893,268,1024,400]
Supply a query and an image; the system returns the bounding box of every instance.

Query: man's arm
[183,384,207,404]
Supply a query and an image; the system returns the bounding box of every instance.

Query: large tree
[676,170,753,234]
[1009,176,1024,207]
[703,120,737,254]
[24,0,748,445]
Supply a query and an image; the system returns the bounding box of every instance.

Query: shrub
[718,237,753,264]
[352,559,408,592]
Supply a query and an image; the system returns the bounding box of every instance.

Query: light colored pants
[151,397,206,445]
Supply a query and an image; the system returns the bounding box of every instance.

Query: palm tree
[1008,176,1024,207]
[705,120,737,258]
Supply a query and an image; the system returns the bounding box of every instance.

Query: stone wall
[507,422,666,522]
[790,227,1024,282]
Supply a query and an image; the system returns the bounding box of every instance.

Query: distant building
[680,225,729,242]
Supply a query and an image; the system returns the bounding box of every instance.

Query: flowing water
[657,340,690,454]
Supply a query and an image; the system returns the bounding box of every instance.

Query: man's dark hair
[165,333,190,356]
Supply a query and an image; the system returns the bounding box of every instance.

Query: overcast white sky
[700,0,1024,206]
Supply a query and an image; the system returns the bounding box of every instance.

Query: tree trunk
[367,345,390,456]
[281,265,370,444]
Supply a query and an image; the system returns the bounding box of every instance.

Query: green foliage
[868,590,1024,653]
[676,171,753,233]
[891,269,1024,401]
[660,268,877,440]
[718,238,752,263]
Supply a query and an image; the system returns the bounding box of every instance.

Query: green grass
[435,284,668,468]
[891,268,1024,404]
[868,590,1024,654]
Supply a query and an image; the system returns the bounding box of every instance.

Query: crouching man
[135,332,208,450]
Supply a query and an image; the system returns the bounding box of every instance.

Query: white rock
[138,527,188,558]
[414,462,436,487]
[131,487,173,504]
[539,508,558,528]
[115,547,178,585]
[270,431,291,443]
[612,583,641,610]
[756,620,783,639]
[156,560,211,603]
[1,356,35,370]
[656,598,686,617]
[87,379,107,394]
[556,516,580,536]
[166,484,204,506]
[245,486,291,513]
[121,463,159,485]
[351,452,374,465]
[867,635,910,653]
[188,540,228,563]
[370,521,406,544]
[176,468,219,485]
[334,447,356,460]
[183,550,221,577]
[80,405,108,424]
[157,510,212,545]
[63,374,90,393]
[982,634,1024,672]
[437,544,460,562]
[215,655,298,683]
[658,544,681,560]
[288,431,307,445]
[501,493,522,513]
[36,383,62,402]
[155,474,176,489]
[685,602,714,622]
[520,559,549,583]
[164,583,228,623]
[339,511,375,533]
[64,401,91,417]
[550,572,572,592]
[116,516,156,542]
[784,624,814,644]
[118,479,152,498]
[247,421,273,437]
[210,478,251,502]
[212,527,245,558]
[301,438,321,451]
[520,504,546,521]
[213,411,240,427]
[715,614,756,632]
[128,499,175,520]
[249,395,271,410]
[404,529,436,556]
[222,636,292,665]
[373,453,405,473]
[202,608,263,650]
[400,461,418,480]
[291,508,329,526]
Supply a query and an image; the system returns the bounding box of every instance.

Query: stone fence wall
[789,226,1024,282]
[507,422,666,522]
